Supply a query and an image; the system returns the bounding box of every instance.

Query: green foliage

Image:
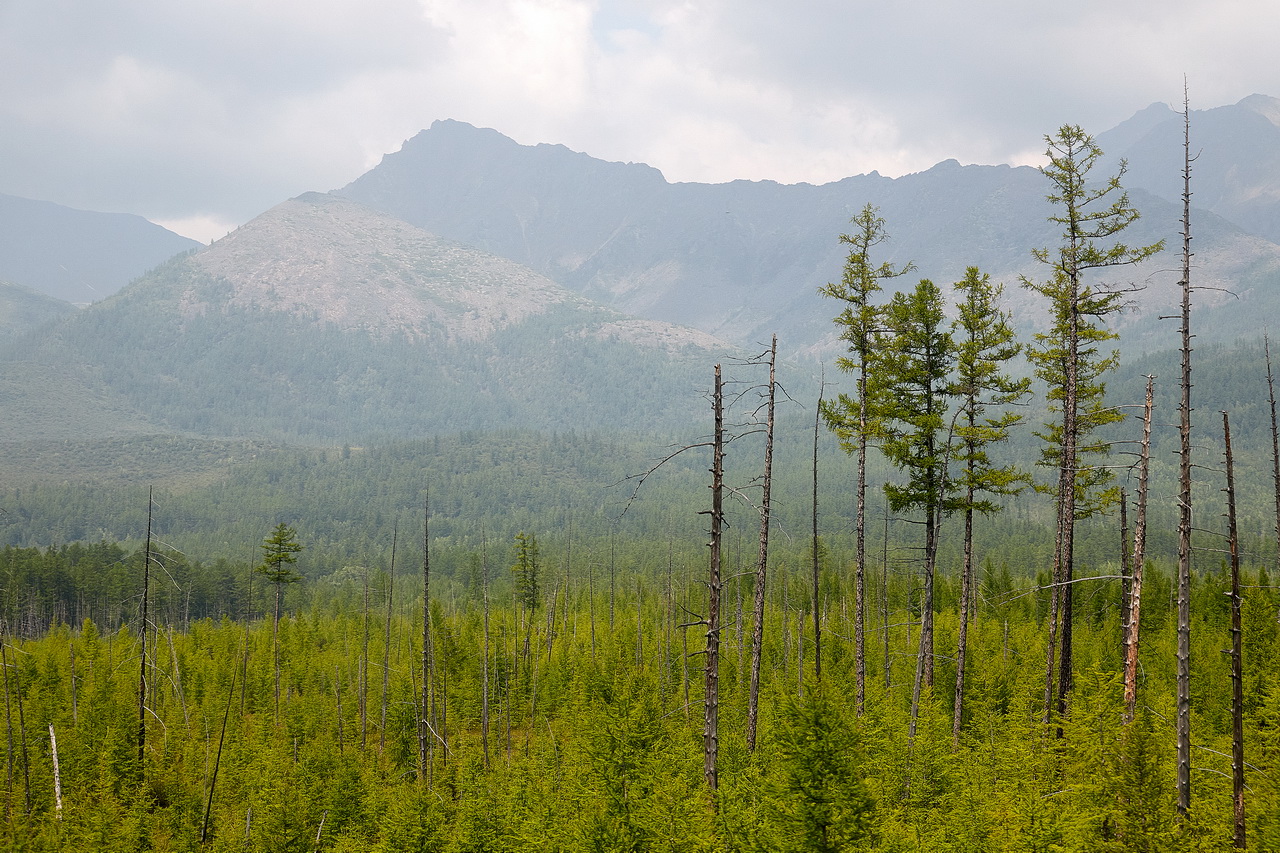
[1021,124,1163,518]
[511,532,540,613]
[878,278,955,518]
[767,682,876,852]
[820,203,913,455]
[951,267,1031,513]
[257,522,304,587]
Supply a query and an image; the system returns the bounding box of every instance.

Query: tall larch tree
[949,267,1030,743]
[820,203,913,714]
[877,278,955,737]
[1021,124,1162,724]
[257,522,303,723]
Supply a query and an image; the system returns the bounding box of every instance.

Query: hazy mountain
[0,193,200,304]
[9,193,732,443]
[1098,94,1280,244]
[339,109,1280,357]
[0,281,76,339]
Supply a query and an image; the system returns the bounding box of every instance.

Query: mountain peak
[191,193,576,342]
[1239,93,1280,127]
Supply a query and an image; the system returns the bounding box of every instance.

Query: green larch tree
[1021,124,1163,724]
[949,267,1030,742]
[820,203,913,714]
[257,522,303,722]
[877,278,955,737]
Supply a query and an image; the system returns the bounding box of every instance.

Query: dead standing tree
[747,337,777,752]
[1122,376,1154,723]
[621,359,773,792]
[1266,335,1280,576]
[1223,411,1246,848]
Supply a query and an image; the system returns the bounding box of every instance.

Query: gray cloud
[1,0,1276,241]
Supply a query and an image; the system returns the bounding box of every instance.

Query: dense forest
[1,526,1279,851]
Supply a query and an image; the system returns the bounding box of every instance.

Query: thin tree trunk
[1265,335,1280,576]
[883,511,891,690]
[381,525,397,753]
[1224,411,1246,848]
[360,565,369,749]
[202,658,237,844]
[636,578,643,670]
[856,351,870,716]
[910,501,940,741]
[796,608,805,697]
[811,369,822,685]
[139,487,152,772]
[704,364,724,792]
[3,631,13,816]
[1176,95,1194,817]
[334,668,344,753]
[1123,377,1153,723]
[69,641,77,726]
[5,638,30,817]
[48,724,61,821]
[1043,533,1064,727]
[953,502,974,746]
[1120,488,1131,652]
[427,494,437,778]
[481,532,491,772]
[563,515,572,651]
[589,544,597,663]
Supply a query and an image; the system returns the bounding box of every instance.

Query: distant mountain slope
[0,193,200,304]
[16,193,731,442]
[339,115,1280,356]
[0,281,76,339]
[1098,94,1280,244]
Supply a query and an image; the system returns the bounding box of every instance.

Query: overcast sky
[2,0,1276,243]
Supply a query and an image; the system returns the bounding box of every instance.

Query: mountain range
[338,95,1280,356]
[4,94,1280,459]
[0,192,200,305]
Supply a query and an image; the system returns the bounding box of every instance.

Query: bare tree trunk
[381,526,397,753]
[4,637,30,817]
[910,500,941,741]
[481,533,491,772]
[546,580,558,668]
[1119,489,1130,651]
[361,565,369,749]
[855,356,871,719]
[139,487,152,772]
[704,364,724,792]
[1043,513,1064,727]
[1224,411,1246,848]
[952,501,974,746]
[334,668,344,753]
[48,724,61,821]
[1266,335,1280,576]
[69,641,77,726]
[635,578,642,670]
[1123,377,1153,723]
[1175,95,1194,817]
[202,659,237,844]
[589,544,597,663]
[420,496,431,782]
[811,374,822,685]
[797,608,805,697]
[883,511,891,690]
[3,630,14,815]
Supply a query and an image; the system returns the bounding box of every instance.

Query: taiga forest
[4,101,1280,853]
